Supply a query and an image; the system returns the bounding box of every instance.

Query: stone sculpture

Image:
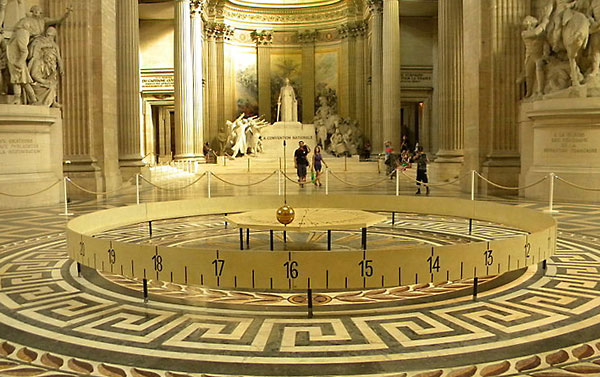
[5,5,71,105]
[221,114,271,157]
[313,93,362,157]
[28,26,63,107]
[1,0,27,31]
[277,78,297,122]
[519,0,600,98]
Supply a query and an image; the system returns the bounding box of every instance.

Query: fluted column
[174,0,194,159]
[354,22,367,136]
[252,31,273,122]
[436,0,464,163]
[191,1,204,157]
[117,0,143,173]
[206,24,218,145]
[47,0,121,197]
[298,30,316,123]
[486,0,528,160]
[369,0,383,152]
[339,26,350,118]
[479,0,529,191]
[382,0,401,149]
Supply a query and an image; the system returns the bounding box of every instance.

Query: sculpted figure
[28,26,63,107]
[585,0,600,78]
[277,78,297,122]
[542,0,589,86]
[6,5,71,104]
[520,16,548,97]
[0,32,7,94]
[1,0,27,31]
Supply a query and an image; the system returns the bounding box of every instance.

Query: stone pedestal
[261,122,316,157]
[520,98,600,202]
[0,105,63,209]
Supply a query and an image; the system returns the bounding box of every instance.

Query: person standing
[294,140,310,188]
[413,146,430,195]
[312,146,327,187]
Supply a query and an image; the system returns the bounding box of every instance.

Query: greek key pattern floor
[0,199,599,377]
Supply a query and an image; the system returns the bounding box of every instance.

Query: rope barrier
[281,171,305,186]
[399,170,469,188]
[476,172,548,190]
[555,175,600,192]
[67,177,133,195]
[329,169,396,187]
[0,179,61,197]
[211,170,277,187]
[139,172,206,191]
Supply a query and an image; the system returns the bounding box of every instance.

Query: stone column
[354,21,367,137]
[191,1,204,157]
[369,0,383,152]
[252,31,273,122]
[174,0,194,159]
[435,0,464,179]
[206,23,218,147]
[298,30,317,124]
[338,25,350,118]
[47,0,122,197]
[480,0,529,190]
[117,0,143,177]
[382,0,401,149]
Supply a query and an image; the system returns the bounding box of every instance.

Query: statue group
[1,4,71,106]
[521,0,600,98]
[216,113,269,157]
[313,95,363,157]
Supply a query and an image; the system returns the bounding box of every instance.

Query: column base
[480,154,520,197]
[431,150,464,183]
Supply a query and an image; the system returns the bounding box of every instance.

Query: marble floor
[1,168,600,377]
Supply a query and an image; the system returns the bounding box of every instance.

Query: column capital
[297,30,318,44]
[250,30,273,45]
[338,21,367,39]
[190,0,203,16]
[368,0,383,13]
[205,22,234,41]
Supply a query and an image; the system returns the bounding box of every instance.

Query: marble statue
[0,32,7,95]
[6,5,71,105]
[245,116,268,155]
[28,27,62,107]
[220,114,271,157]
[586,0,600,78]
[277,78,297,122]
[519,16,547,98]
[1,0,27,31]
[313,91,362,157]
[518,0,600,97]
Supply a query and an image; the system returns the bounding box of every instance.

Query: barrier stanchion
[395,169,400,196]
[344,156,347,171]
[325,169,329,195]
[247,159,250,173]
[60,177,73,216]
[545,173,558,214]
[278,169,282,196]
[471,170,476,201]
[207,171,212,198]
[136,174,140,205]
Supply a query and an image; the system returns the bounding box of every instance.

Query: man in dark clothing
[294,140,310,187]
[413,146,430,195]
